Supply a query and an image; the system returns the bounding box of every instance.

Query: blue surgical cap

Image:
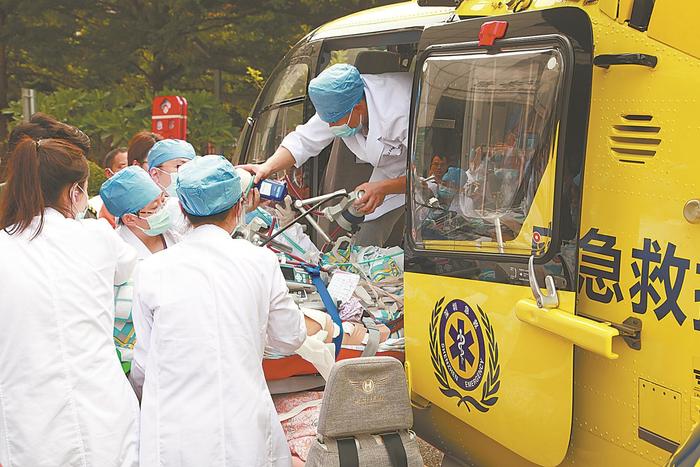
[442,167,463,185]
[99,166,162,218]
[176,155,242,217]
[308,64,365,123]
[147,139,196,170]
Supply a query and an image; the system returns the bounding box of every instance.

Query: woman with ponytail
[0,138,140,466]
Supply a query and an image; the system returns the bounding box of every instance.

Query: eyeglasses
[155,167,177,176]
[138,195,165,217]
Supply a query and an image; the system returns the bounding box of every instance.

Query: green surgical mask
[329,108,363,138]
[139,206,172,236]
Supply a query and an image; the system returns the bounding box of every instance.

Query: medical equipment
[280,264,316,293]
[319,189,366,233]
[261,190,348,246]
[287,189,367,241]
[256,178,288,202]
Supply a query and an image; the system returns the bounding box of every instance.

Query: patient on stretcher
[302,309,390,347]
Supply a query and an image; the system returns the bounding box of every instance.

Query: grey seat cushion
[318,357,412,438]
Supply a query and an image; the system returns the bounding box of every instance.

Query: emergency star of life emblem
[430,298,500,412]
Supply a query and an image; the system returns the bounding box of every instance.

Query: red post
[151,96,188,140]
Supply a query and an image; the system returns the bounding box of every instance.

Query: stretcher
[263,349,404,382]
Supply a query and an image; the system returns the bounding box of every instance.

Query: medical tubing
[266,246,330,273]
[321,226,344,253]
[322,251,404,267]
[345,258,404,306]
[304,265,343,358]
[387,316,404,333]
[358,275,404,306]
[283,175,323,215]
[279,232,306,255]
[260,193,346,247]
[284,174,303,199]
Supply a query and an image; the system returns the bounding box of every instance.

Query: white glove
[295,336,335,381]
[272,195,295,226]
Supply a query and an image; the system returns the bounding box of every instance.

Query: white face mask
[155,168,178,197]
[72,183,89,220]
[165,172,178,197]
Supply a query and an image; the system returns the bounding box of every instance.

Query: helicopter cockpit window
[250,63,309,164]
[411,48,564,256]
[247,62,312,197]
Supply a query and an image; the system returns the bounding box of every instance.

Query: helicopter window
[411,48,564,256]
[246,61,313,198]
[249,103,306,165]
[259,62,309,111]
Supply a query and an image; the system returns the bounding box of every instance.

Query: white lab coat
[88,194,104,213]
[117,224,181,260]
[131,224,306,466]
[281,72,412,221]
[114,225,181,366]
[0,209,140,467]
[164,196,192,236]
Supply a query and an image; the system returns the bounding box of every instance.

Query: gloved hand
[272,195,296,226]
[245,188,261,213]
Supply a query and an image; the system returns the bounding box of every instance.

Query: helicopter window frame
[406,35,576,265]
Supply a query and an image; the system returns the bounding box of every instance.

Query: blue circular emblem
[438,299,486,391]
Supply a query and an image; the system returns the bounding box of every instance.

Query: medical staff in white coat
[131,155,307,466]
[0,138,139,467]
[99,165,181,374]
[147,138,197,235]
[241,63,411,246]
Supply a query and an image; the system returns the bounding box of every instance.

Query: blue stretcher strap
[304,265,342,358]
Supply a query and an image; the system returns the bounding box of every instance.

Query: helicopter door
[404,8,594,466]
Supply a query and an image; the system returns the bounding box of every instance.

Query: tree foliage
[7,86,235,162]
[0,0,395,161]
[87,159,107,197]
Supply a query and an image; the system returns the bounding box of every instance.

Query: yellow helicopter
[236,0,699,464]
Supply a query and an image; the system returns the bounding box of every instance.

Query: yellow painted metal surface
[597,0,619,20]
[694,356,700,425]
[455,0,508,17]
[270,0,700,464]
[617,0,634,23]
[515,299,620,359]
[647,0,700,60]
[405,273,576,466]
[639,379,683,444]
[311,1,454,40]
[455,0,575,16]
[571,3,700,464]
[406,2,700,466]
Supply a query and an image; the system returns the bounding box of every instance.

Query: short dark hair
[127,131,163,166]
[103,147,127,169]
[184,206,233,227]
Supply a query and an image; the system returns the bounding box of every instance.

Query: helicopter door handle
[593,53,658,69]
[528,255,559,309]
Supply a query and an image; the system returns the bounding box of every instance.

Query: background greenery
[0,0,394,164]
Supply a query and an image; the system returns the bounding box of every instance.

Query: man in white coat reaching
[131,154,307,466]
[241,63,411,246]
